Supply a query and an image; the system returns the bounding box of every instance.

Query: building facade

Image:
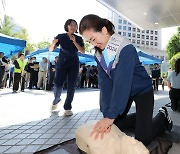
[111,12,167,61]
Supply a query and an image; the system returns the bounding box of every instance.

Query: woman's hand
[52,37,58,45]
[90,118,114,140]
[68,34,85,53]
[69,35,76,43]
[49,37,58,51]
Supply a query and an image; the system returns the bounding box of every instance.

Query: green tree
[169,52,180,70]
[166,26,180,60]
[0,15,51,55]
[37,41,50,49]
[84,41,91,52]
[26,43,37,54]
[0,15,15,36]
[13,28,28,40]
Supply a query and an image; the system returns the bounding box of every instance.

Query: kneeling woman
[79,14,173,146]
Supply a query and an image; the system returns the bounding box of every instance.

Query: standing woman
[167,58,180,111]
[49,19,85,116]
[79,14,172,146]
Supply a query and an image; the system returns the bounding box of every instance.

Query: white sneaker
[50,100,61,111]
[64,110,73,116]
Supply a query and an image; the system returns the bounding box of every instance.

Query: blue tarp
[26,48,162,66]
[0,33,26,58]
[26,48,97,65]
[137,50,162,65]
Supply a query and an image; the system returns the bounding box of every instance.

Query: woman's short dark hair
[79,14,115,35]
[175,58,180,75]
[64,19,78,33]
[18,53,24,58]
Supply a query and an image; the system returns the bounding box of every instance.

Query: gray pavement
[0,86,179,153]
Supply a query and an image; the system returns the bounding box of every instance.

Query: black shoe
[165,102,171,107]
[159,107,173,131]
[21,90,24,92]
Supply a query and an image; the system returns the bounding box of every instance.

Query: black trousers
[29,71,38,88]
[47,71,55,90]
[114,90,166,146]
[0,67,5,85]
[169,88,180,111]
[13,73,25,91]
[54,57,79,110]
[80,74,86,88]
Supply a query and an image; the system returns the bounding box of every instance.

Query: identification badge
[100,34,123,76]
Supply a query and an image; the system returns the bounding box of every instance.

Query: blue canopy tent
[137,51,162,65]
[138,56,160,65]
[0,33,26,58]
[26,48,97,65]
[26,48,162,66]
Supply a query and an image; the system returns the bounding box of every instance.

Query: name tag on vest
[100,34,124,76]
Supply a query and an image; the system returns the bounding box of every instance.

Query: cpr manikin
[76,121,149,154]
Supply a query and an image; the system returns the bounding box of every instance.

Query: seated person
[167,58,180,112]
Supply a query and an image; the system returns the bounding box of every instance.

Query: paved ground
[0,86,179,153]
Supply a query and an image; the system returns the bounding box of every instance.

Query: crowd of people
[0,52,99,92]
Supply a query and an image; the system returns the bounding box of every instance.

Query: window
[118,31,121,35]
[146,35,149,39]
[133,28,136,32]
[142,40,144,45]
[137,34,140,38]
[137,28,140,32]
[146,41,149,45]
[132,33,136,38]
[123,32,126,36]
[137,40,140,44]
[155,37,158,41]
[123,26,126,30]
[123,20,127,24]
[155,31,158,35]
[128,27,131,31]
[142,30,145,33]
[128,33,131,37]
[155,42,158,46]
[132,39,135,43]
[151,30,153,34]
[151,36,153,40]
[146,30,149,34]
[150,42,153,45]
[142,35,145,39]
[128,22,131,25]
[118,25,122,30]
[119,19,122,24]
[129,39,131,41]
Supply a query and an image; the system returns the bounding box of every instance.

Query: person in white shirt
[167,58,180,111]
[37,57,48,90]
